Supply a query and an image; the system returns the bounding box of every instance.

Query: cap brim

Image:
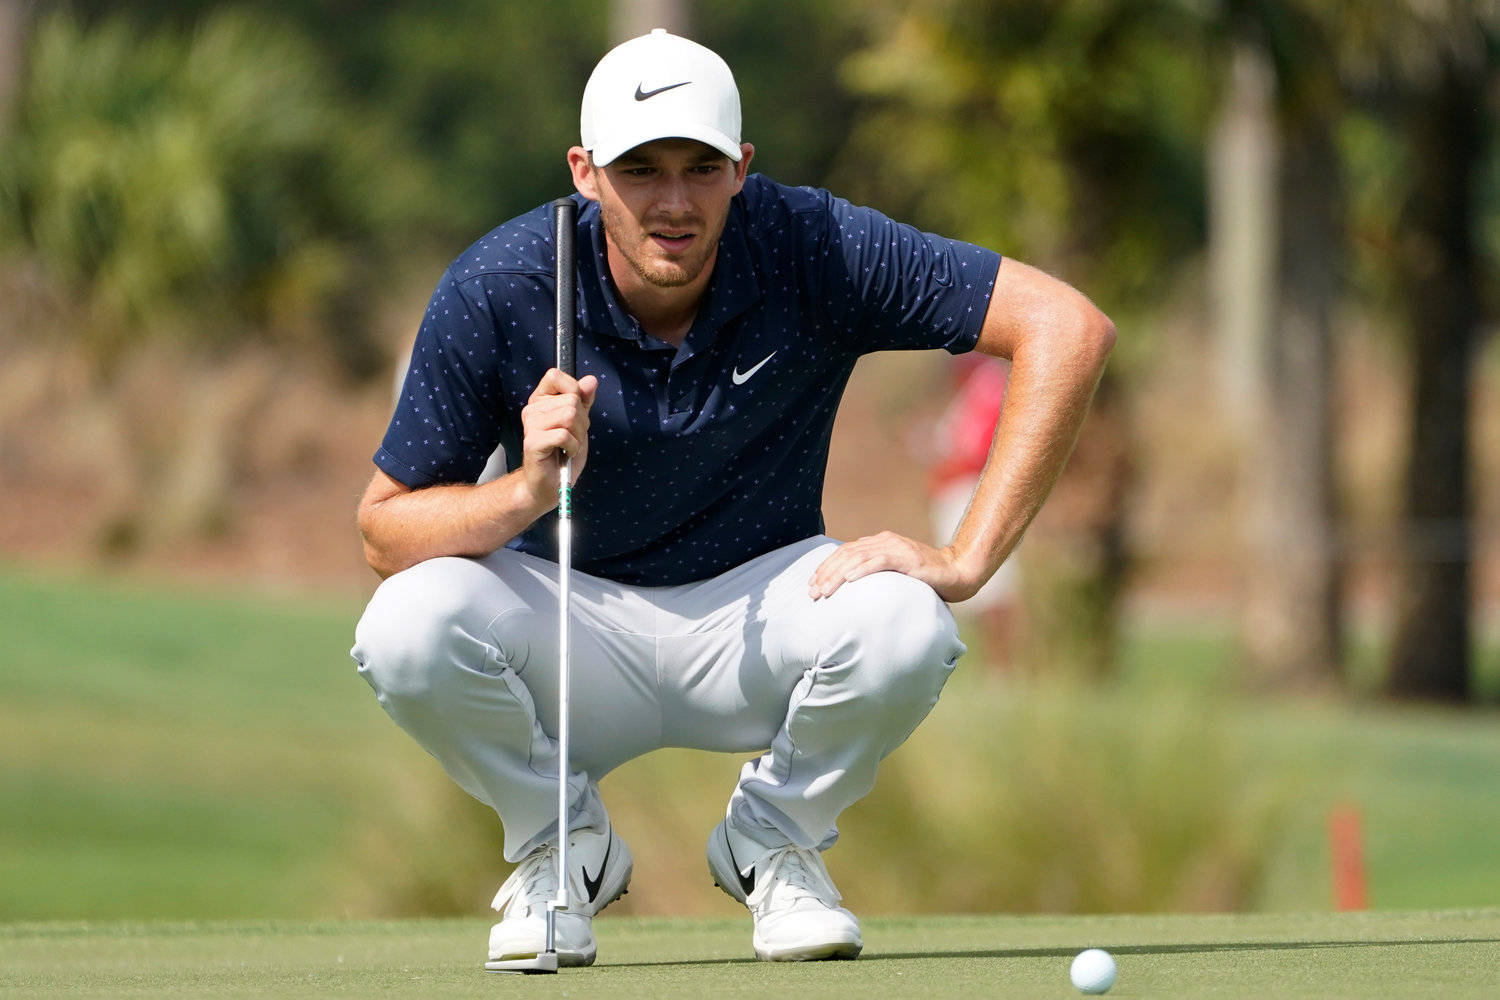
[591,123,742,167]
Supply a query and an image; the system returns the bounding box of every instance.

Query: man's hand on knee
[808,531,980,603]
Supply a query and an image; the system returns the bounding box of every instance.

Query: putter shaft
[547,454,575,956]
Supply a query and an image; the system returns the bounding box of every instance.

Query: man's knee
[352,556,500,704]
[820,572,965,697]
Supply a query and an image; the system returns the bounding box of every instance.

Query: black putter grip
[552,197,577,378]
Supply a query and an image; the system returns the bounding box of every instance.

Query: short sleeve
[374,270,510,487]
[814,192,1001,355]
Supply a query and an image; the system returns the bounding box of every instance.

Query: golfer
[352,29,1113,966]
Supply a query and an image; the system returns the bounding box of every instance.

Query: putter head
[484,951,559,974]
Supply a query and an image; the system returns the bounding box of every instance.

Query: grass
[3,563,1500,923]
[3,911,1499,998]
[0,567,381,919]
[1114,612,1500,910]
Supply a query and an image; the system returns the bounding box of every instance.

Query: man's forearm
[807,260,1115,605]
[949,317,1115,591]
[359,470,554,579]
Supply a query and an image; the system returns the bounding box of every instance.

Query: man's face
[569,138,754,293]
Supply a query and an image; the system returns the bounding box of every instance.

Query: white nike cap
[580,28,742,167]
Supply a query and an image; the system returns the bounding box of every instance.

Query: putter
[486,196,578,975]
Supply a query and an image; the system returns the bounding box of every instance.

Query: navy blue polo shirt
[377,174,1000,586]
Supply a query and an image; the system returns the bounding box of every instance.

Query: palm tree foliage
[0,10,423,375]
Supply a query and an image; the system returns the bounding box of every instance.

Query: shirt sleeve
[373,269,511,487]
[813,191,1001,355]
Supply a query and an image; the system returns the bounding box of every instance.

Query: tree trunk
[1386,55,1485,702]
[1237,51,1344,691]
[611,0,689,43]
[1209,38,1278,438]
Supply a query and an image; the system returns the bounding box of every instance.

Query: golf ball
[1070,948,1117,994]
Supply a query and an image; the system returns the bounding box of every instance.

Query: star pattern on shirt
[374,179,1001,585]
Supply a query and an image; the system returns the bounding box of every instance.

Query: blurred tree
[51,0,608,238]
[1215,0,1500,698]
[692,0,867,188]
[0,10,429,543]
[1217,2,1346,693]
[1208,33,1276,436]
[1339,2,1499,701]
[1,10,422,374]
[0,0,25,126]
[612,0,690,42]
[316,0,862,229]
[45,2,864,238]
[833,0,1207,676]
[345,1,606,233]
[835,1,1204,316]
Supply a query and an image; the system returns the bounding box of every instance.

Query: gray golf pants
[351,535,964,868]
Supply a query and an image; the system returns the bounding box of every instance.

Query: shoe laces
[746,846,842,911]
[491,847,559,917]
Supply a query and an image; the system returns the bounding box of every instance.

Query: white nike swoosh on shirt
[731,351,777,385]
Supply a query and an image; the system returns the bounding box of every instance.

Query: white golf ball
[1070,948,1117,994]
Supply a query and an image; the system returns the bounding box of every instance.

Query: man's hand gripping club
[521,369,599,505]
[355,369,598,579]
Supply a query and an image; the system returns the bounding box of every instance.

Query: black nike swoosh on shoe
[634,80,690,101]
[724,833,756,898]
[582,835,612,903]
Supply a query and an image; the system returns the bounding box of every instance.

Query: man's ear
[732,143,756,194]
[567,147,600,201]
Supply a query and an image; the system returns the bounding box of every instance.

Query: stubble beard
[598,194,725,290]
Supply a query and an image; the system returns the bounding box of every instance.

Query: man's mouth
[649,230,696,253]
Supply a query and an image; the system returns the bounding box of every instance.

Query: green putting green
[3,910,1498,998]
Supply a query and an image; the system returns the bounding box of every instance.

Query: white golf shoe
[706,820,863,961]
[486,823,632,968]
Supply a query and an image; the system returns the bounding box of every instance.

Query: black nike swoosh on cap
[634,80,691,101]
[582,835,612,902]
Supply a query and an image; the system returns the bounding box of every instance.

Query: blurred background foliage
[1,8,424,376]
[833,0,1209,327]
[1,0,1498,921]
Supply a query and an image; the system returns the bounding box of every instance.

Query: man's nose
[654,174,692,214]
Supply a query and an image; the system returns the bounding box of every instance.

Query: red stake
[1328,802,1370,911]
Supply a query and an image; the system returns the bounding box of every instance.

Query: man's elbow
[357,508,404,580]
[1080,304,1117,371]
[362,538,401,580]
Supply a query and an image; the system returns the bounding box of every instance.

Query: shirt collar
[575,194,762,345]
